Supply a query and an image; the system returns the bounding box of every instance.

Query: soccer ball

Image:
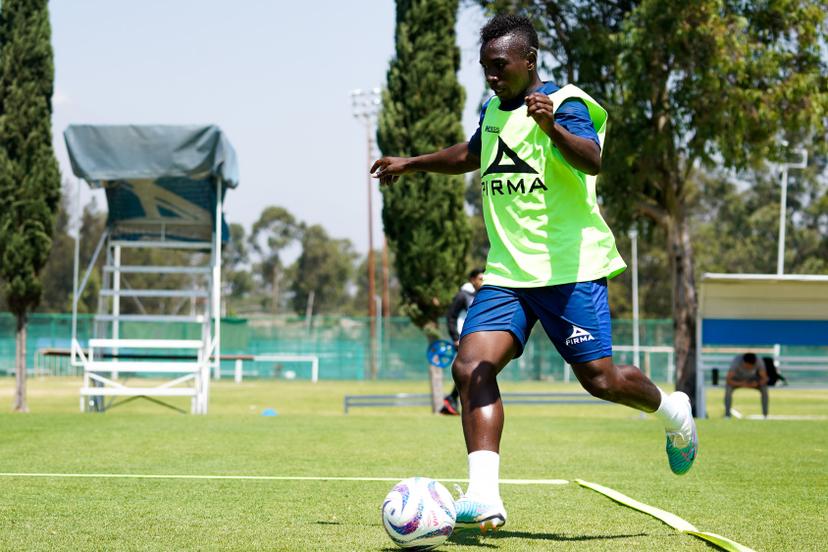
[381,477,456,549]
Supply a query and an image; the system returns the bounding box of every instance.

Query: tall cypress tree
[378,0,471,411]
[0,0,61,412]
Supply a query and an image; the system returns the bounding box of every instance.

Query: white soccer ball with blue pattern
[381,477,456,549]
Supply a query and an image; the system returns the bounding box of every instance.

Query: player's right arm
[371,142,479,185]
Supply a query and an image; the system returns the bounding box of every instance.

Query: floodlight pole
[630,229,640,370]
[351,88,381,378]
[776,147,808,275]
[382,238,391,317]
[774,146,807,375]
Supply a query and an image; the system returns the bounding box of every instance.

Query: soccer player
[441,268,485,416]
[371,14,697,533]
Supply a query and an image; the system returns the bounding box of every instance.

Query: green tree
[74,198,106,313]
[109,248,196,316]
[464,172,489,269]
[478,0,828,407]
[225,223,249,268]
[694,158,828,276]
[0,0,61,412]
[36,187,107,314]
[249,206,300,313]
[350,248,402,317]
[378,0,471,410]
[606,225,672,319]
[223,222,254,313]
[37,182,75,312]
[289,224,357,315]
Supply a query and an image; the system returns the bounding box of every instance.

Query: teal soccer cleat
[665,391,698,475]
[453,486,507,534]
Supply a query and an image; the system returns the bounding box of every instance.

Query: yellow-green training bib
[479,84,626,287]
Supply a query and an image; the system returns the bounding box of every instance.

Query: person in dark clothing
[441,268,485,415]
[725,352,770,418]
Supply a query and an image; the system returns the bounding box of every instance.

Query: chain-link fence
[0,312,684,382]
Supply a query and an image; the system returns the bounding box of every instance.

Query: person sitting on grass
[725,352,769,418]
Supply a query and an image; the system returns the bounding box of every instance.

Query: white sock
[466,450,500,502]
[653,389,684,432]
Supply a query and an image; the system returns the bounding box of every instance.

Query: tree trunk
[425,325,444,413]
[271,270,280,314]
[668,214,698,415]
[428,364,444,414]
[14,314,28,413]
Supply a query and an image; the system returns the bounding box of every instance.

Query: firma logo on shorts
[566,326,595,346]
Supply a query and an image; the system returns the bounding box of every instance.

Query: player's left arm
[757,367,769,387]
[525,92,601,175]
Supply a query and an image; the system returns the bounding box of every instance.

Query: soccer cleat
[665,391,698,475]
[453,486,506,533]
[440,396,459,416]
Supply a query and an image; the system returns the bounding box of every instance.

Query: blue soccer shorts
[459,278,613,364]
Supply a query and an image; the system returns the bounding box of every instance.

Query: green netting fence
[0,312,681,382]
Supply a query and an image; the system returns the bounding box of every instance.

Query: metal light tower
[776,146,808,275]
[630,229,640,369]
[351,88,381,378]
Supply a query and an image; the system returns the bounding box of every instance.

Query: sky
[50,1,489,255]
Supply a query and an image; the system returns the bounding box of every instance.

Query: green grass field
[1,377,826,551]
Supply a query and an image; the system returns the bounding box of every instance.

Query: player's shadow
[449,529,648,546]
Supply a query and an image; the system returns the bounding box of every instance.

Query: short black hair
[743,353,757,365]
[469,268,484,279]
[480,14,539,55]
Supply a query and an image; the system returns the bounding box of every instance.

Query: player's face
[470,273,484,291]
[480,34,534,101]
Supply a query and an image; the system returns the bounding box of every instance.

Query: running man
[371,14,697,533]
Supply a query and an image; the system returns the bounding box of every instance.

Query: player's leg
[450,285,534,532]
[568,356,660,410]
[453,330,518,452]
[570,356,697,474]
[724,384,735,417]
[452,331,517,532]
[440,385,460,415]
[528,278,697,475]
[758,384,769,417]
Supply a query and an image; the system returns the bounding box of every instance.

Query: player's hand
[525,92,555,132]
[370,156,410,186]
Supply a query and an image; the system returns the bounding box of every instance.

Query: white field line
[0,472,568,485]
[744,414,828,420]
